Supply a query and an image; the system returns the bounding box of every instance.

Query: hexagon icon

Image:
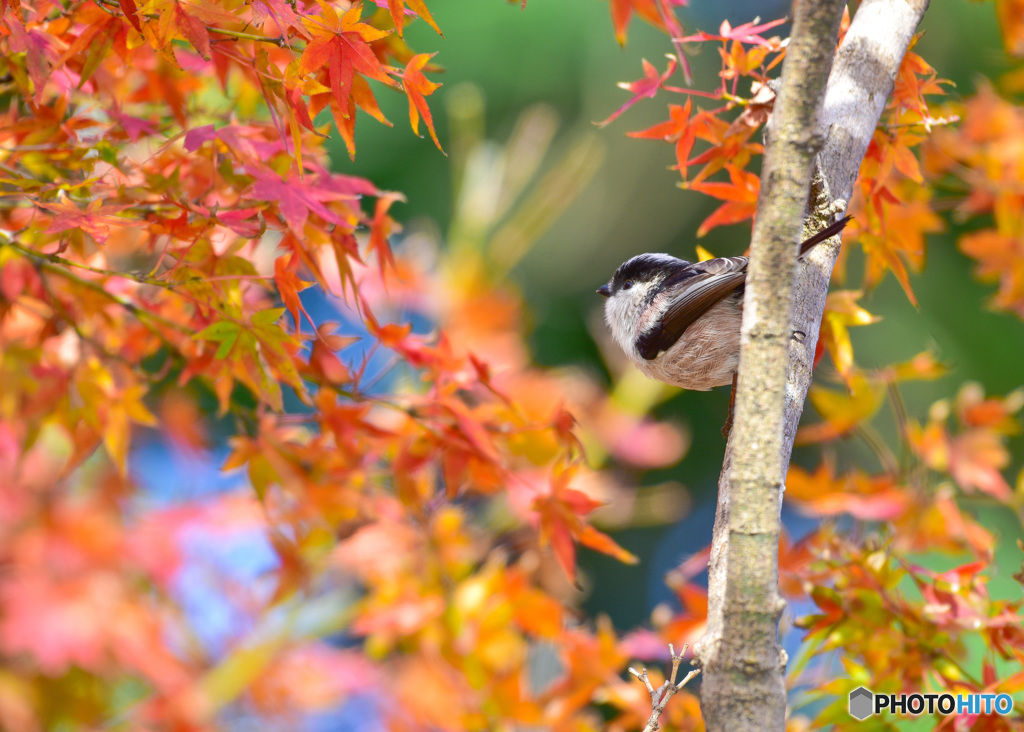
[849,687,874,720]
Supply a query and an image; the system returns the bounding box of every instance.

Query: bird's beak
[596,284,611,298]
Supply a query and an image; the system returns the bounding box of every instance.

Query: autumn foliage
[1,0,1024,730]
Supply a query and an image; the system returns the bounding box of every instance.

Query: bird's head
[597,253,687,303]
[598,253,687,349]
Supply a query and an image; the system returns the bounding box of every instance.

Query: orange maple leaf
[402,52,444,152]
[690,164,759,237]
[532,467,637,582]
[608,0,663,46]
[996,0,1024,56]
[386,0,442,38]
[628,99,696,179]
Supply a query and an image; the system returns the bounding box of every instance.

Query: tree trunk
[694,1,931,730]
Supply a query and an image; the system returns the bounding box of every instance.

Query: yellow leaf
[797,374,885,443]
[102,405,129,473]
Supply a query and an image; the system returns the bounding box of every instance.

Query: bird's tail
[798,215,853,257]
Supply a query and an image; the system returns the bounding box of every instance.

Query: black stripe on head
[610,253,688,295]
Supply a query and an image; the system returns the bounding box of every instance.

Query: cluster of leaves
[597,6,1024,729]
[601,10,957,371]
[792,530,1024,730]
[924,83,1024,318]
[4,0,1024,727]
[0,0,721,727]
[650,379,1024,730]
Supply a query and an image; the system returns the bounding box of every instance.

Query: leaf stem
[208,27,286,47]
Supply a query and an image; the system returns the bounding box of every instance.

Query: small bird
[597,216,851,397]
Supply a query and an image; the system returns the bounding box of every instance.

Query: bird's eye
[623,280,634,290]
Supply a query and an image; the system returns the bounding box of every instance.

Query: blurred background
[321,0,1024,633]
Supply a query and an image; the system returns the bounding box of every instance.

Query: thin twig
[208,27,286,46]
[629,643,701,732]
[853,423,900,474]
[0,235,190,337]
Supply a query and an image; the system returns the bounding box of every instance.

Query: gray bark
[694,1,931,730]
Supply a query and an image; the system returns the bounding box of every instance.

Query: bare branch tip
[676,667,701,690]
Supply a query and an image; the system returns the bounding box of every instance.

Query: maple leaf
[194,319,242,359]
[108,110,159,142]
[690,164,759,236]
[595,56,676,128]
[307,323,354,385]
[818,290,880,381]
[786,463,911,522]
[683,108,763,186]
[368,193,402,275]
[327,73,394,157]
[35,192,132,245]
[996,0,1024,56]
[877,350,947,384]
[249,170,355,233]
[797,374,885,444]
[401,52,444,153]
[5,15,55,104]
[250,0,306,37]
[849,178,942,306]
[173,3,211,61]
[948,431,1014,500]
[74,361,157,472]
[532,466,637,582]
[608,0,665,46]
[274,255,314,332]
[955,382,1024,433]
[889,48,951,124]
[386,0,442,38]
[676,17,788,49]
[959,228,1024,318]
[908,384,1022,502]
[117,0,144,32]
[299,0,400,156]
[722,80,776,137]
[183,123,218,152]
[627,99,696,179]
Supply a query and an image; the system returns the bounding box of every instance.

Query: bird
[597,215,851,420]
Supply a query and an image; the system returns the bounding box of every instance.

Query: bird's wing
[636,256,748,360]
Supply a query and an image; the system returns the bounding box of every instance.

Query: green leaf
[194,321,242,359]
[194,321,241,341]
[252,307,286,326]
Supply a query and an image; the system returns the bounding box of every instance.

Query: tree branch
[694,1,931,730]
[692,1,855,729]
[630,644,701,732]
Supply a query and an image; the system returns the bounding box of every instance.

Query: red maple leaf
[299,2,399,129]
